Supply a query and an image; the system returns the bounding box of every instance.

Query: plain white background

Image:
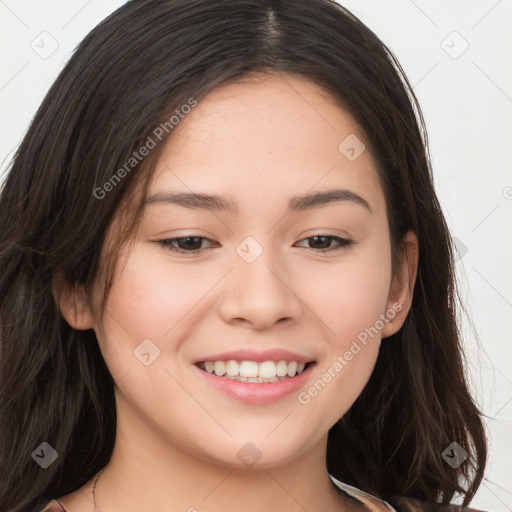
[0,1,510,510]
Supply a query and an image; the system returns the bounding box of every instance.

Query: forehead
[148,73,385,216]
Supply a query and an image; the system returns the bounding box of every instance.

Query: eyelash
[156,235,352,255]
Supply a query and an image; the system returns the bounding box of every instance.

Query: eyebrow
[145,188,372,214]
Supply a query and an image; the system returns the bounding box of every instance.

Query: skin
[55,72,418,512]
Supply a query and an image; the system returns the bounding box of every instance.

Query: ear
[52,272,95,330]
[381,230,419,338]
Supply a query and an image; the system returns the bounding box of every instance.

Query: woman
[0,1,487,511]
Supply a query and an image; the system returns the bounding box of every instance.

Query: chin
[194,436,310,470]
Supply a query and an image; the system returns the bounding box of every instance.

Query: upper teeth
[201,360,306,379]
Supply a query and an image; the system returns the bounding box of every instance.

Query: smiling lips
[196,359,310,383]
[193,360,316,404]
[192,348,316,402]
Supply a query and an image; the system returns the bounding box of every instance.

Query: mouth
[195,360,316,383]
[193,358,317,404]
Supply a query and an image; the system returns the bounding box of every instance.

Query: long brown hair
[0,1,486,510]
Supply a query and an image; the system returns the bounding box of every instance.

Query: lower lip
[192,363,316,404]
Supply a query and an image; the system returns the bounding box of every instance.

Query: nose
[218,244,303,330]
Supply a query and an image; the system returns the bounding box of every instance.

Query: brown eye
[157,236,217,254]
[294,235,352,252]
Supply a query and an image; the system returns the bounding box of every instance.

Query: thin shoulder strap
[54,499,68,512]
[40,499,67,512]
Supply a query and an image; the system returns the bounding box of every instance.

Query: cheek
[104,247,213,336]
[294,241,392,418]
[91,246,212,383]
[298,245,392,345]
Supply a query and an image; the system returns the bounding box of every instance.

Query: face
[66,73,414,469]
